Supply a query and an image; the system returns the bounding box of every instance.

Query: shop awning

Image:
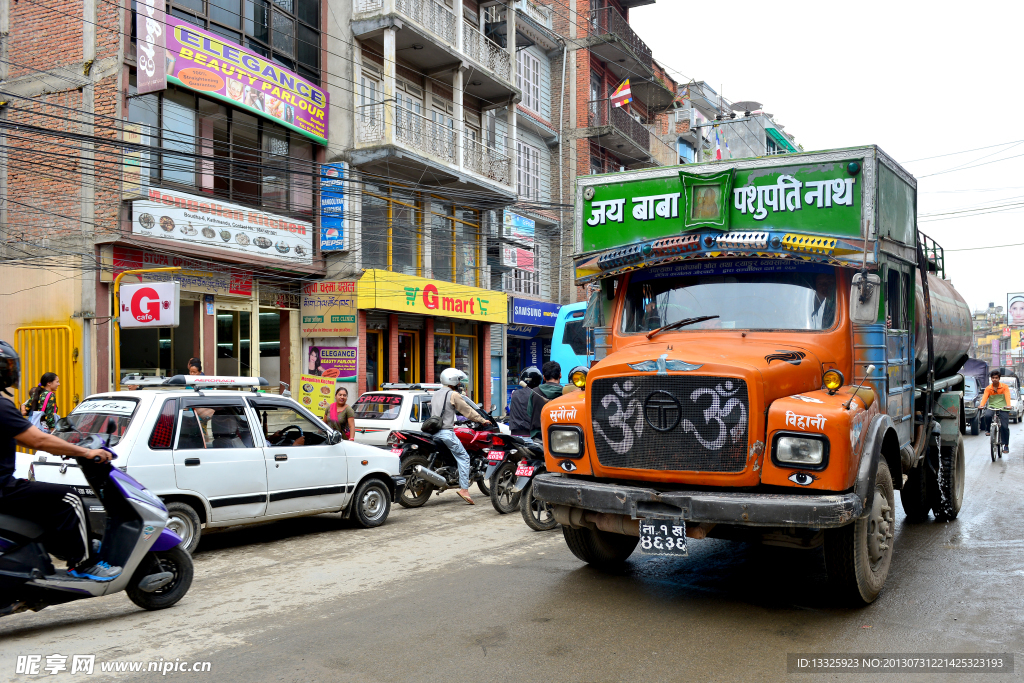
[766,126,798,153]
[356,270,507,325]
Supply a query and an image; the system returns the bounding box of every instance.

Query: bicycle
[989,408,1010,462]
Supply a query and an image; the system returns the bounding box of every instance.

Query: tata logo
[643,390,681,432]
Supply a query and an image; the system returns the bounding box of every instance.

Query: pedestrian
[21,372,59,433]
[323,386,356,441]
[187,358,204,376]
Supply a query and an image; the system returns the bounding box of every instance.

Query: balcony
[355,103,514,196]
[583,99,651,165]
[353,0,516,105]
[585,6,653,81]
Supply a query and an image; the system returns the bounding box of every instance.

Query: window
[516,140,541,201]
[252,401,329,445]
[517,50,541,113]
[410,395,432,422]
[429,202,479,286]
[128,84,316,217]
[361,183,421,275]
[162,0,320,82]
[562,318,589,356]
[175,403,255,449]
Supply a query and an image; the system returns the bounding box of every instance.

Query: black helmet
[0,341,20,395]
[519,366,542,389]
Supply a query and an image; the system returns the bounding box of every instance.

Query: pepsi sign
[119,281,180,329]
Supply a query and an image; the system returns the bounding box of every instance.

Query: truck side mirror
[849,272,881,325]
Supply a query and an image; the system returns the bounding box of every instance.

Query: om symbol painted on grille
[683,380,748,451]
[643,390,681,432]
[593,379,644,455]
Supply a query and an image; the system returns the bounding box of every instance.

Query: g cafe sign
[119,282,180,329]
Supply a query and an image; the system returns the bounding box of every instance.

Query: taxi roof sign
[166,375,269,388]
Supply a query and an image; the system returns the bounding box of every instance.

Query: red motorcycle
[387,415,498,508]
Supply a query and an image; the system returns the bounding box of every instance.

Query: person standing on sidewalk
[21,372,59,433]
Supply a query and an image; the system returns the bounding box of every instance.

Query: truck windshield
[621,261,837,333]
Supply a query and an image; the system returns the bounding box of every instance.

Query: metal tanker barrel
[914,271,972,382]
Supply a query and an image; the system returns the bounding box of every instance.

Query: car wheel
[352,479,391,528]
[164,502,202,555]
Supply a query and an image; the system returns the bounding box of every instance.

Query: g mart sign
[356,270,507,324]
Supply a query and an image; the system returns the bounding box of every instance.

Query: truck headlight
[773,433,829,469]
[549,427,583,457]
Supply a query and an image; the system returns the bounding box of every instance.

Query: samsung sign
[510,298,561,327]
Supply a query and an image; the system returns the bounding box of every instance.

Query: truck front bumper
[533,474,864,529]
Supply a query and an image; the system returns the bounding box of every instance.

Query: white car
[1011,388,1024,424]
[353,383,509,447]
[26,375,405,554]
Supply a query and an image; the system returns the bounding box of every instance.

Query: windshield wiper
[646,315,720,340]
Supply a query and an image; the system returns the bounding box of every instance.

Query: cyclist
[980,369,1012,455]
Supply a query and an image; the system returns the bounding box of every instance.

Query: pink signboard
[135,0,166,94]
[165,16,328,144]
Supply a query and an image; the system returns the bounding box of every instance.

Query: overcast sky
[631,0,1024,312]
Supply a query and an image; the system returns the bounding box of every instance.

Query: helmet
[519,366,542,389]
[439,367,468,388]
[0,341,20,395]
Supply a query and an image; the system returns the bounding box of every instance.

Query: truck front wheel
[824,459,895,605]
[562,525,638,570]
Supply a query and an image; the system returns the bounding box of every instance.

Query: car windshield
[353,394,403,420]
[52,398,138,446]
[621,259,837,333]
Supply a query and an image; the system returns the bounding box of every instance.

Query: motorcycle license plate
[514,464,535,477]
[638,519,687,556]
[486,450,504,463]
[390,448,404,456]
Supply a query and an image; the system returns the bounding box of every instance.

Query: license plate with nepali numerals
[390,448,403,456]
[638,519,687,556]
[486,450,504,463]
[514,464,535,477]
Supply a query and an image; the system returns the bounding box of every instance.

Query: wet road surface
[2,426,1023,682]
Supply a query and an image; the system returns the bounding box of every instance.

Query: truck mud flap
[533,475,863,529]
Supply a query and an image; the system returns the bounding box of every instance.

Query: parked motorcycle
[0,425,192,617]
[388,409,499,508]
[512,455,557,531]
[486,434,543,515]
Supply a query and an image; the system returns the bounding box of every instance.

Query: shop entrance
[397,331,419,384]
[120,302,199,377]
[216,308,252,376]
[366,330,385,391]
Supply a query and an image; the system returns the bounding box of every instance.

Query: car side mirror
[849,272,881,325]
[328,430,343,445]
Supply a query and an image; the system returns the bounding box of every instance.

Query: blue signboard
[524,339,542,368]
[503,210,535,242]
[507,324,542,338]
[511,298,561,327]
[320,162,346,251]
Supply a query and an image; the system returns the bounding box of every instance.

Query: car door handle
[184,458,200,466]
[274,454,288,461]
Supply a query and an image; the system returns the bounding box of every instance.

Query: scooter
[0,425,193,617]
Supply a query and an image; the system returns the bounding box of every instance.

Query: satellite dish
[731,100,762,114]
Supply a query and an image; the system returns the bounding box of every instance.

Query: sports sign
[119,281,180,329]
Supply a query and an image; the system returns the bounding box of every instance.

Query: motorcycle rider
[0,341,120,580]
[508,367,543,443]
[430,368,485,505]
[529,361,565,441]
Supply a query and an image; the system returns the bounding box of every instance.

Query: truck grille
[590,375,749,472]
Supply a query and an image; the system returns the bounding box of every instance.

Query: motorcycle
[485,434,543,515]
[513,455,557,531]
[0,424,193,617]
[388,408,499,508]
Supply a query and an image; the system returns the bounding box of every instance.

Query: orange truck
[534,146,972,604]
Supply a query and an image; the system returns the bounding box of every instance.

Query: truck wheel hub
[867,486,893,567]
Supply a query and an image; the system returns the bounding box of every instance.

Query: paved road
[2,426,1023,682]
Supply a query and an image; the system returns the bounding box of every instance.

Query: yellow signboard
[301,280,357,337]
[297,374,334,416]
[356,270,507,324]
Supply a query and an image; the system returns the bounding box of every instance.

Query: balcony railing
[464,135,512,186]
[462,22,511,83]
[354,0,382,10]
[586,99,650,153]
[357,103,511,188]
[587,5,652,70]
[395,0,457,47]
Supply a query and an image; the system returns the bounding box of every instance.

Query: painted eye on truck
[788,471,817,486]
